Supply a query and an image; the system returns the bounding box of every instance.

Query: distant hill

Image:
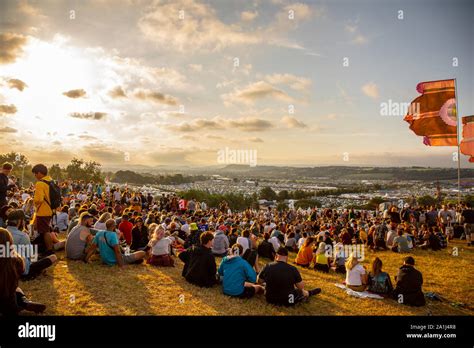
[204,165,474,181]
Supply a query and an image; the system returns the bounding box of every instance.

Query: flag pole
[454,78,461,204]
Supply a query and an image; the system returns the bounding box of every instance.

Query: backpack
[41,179,62,210]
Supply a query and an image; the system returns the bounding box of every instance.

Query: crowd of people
[1,161,473,315]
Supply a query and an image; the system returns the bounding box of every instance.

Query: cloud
[227,116,274,132]
[78,134,99,140]
[167,116,274,133]
[138,0,317,52]
[63,89,87,98]
[206,134,225,140]
[0,33,28,64]
[352,34,368,45]
[82,144,125,163]
[167,118,224,132]
[133,89,178,106]
[222,81,294,106]
[70,112,107,120]
[7,78,28,91]
[248,137,263,143]
[0,104,17,114]
[181,134,198,141]
[281,116,308,129]
[138,0,260,52]
[188,64,203,72]
[362,82,379,99]
[265,73,312,92]
[241,10,258,22]
[0,126,17,133]
[108,86,127,98]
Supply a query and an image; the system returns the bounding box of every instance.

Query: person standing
[0,162,15,207]
[461,203,474,246]
[31,164,54,255]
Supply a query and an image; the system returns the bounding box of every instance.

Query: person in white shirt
[147,226,183,267]
[55,206,69,232]
[236,229,252,254]
[114,190,121,202]
[345,253,367,292]
[297,232,308,249]
[386,222,398,247]
[181,219,191,236]
[268,235,281,252]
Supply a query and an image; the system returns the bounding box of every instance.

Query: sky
[0,0,473,168]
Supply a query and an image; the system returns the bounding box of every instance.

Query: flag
[404,79,457,146]
[460,115,474,162]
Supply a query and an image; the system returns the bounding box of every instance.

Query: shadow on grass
[66,255,154,315]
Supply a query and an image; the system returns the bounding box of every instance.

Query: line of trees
[0,152,104,186]
[112,170,207,185]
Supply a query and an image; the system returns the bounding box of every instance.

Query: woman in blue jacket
[218,244,264,299]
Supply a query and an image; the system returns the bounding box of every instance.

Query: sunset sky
[0,0,473,168]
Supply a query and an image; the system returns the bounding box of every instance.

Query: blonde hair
[345,253,359,271]
[98,212,111,223]
[316,242,326,255]
[150,225,165,244]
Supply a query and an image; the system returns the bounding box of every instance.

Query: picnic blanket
[335,283,384,300]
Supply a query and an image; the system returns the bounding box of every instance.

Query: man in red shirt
[118,214,133,246]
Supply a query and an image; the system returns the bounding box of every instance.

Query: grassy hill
[19,240,473,316]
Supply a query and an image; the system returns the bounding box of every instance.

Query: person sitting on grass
[391,227,410,253]
[211,226,229,257]
[218,244,264,299]
[392,256,425,307]
[178,231,218,287]
[7,210,57,280]
[297,232,308,249]
[257,247,321,306]
[0,228,46,316]
[367,257,393,296]
[258,232,276,260]
[147,225,183,267]
[417,227,441,251]
[131,216,149,251]
[332,241,346,274]
[285,232,298,252]
[345,253,367,292]
[313,242,331,273]
[85,219,146,267]
[295,236,314,267]
[66,212,95,261]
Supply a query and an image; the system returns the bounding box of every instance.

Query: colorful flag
[460,115,474,162]
[404,79,457,146]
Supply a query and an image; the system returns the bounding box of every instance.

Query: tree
[49,164,63,181]
[66,158,85,181]
[276,202,287,211]
[65,158,104,183]
[259,186,277,201]
[366,196,386,210]
[0,152,34,187]
[294,199,322,209]
[277,190,289,201]
[417,195,437,207]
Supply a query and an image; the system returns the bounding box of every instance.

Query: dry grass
[19,239,473,316]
